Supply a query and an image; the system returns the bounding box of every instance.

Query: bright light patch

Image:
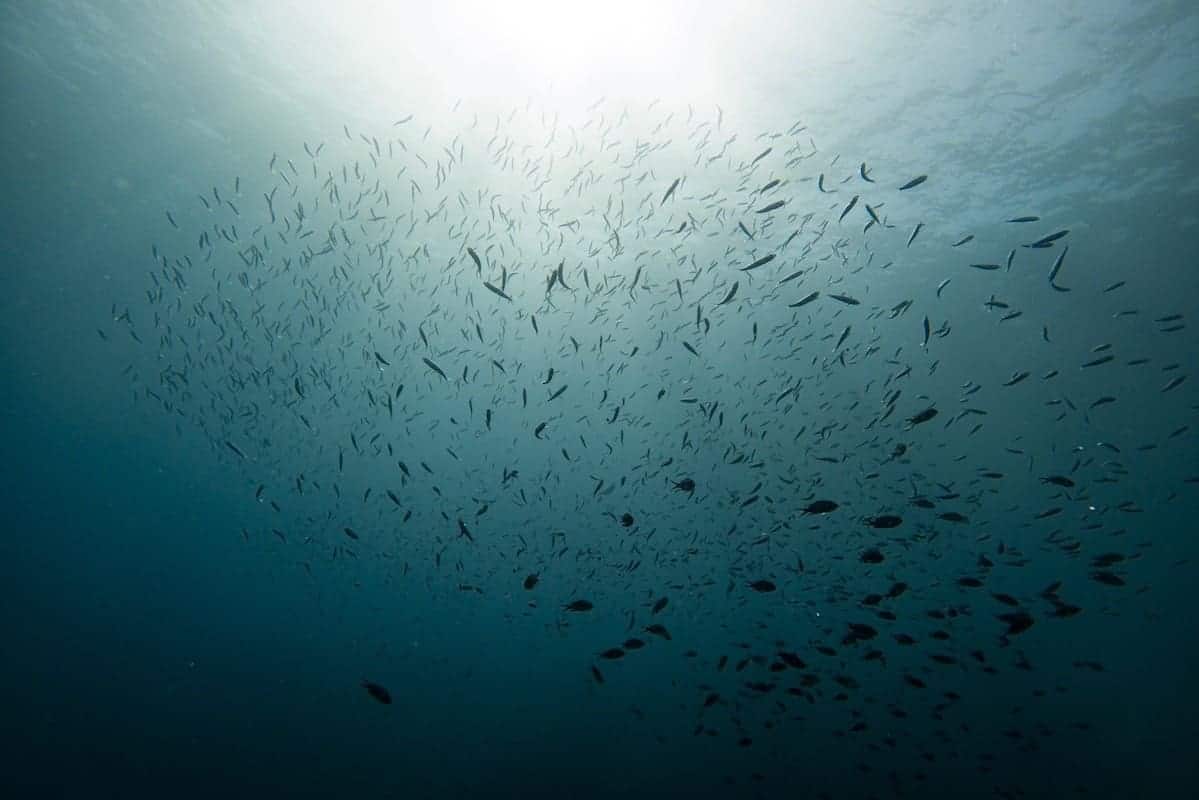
[459,0,682,93]
[285,0,711,114]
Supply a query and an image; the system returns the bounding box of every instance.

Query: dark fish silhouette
[361,680,392,705]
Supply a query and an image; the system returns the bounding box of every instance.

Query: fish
[1025,229,1070,248]
[898,175,927,190]
[361,680,392,704]
[907,407,938,426]
[838,195,859,222]
[661,177,681,205]
[803,499,838,514]
[483,281,512,301]
[1041,475,1075,487]
[998,612,1035,635]
[907,223,924,247]
[1162,376,1186,393]
[1048,246,1071,291]
[741,254,776,272]
[716,283,739,306]
[789,291,819,308]
[422,357,448,380]
[860,548,885,564]
[756,200,785,214]
[1091,571,1125,587]
[644,624,672,640]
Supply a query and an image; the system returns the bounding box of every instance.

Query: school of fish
[105,101,1194,795]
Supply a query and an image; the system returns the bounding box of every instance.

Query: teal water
[2,3,1197,798]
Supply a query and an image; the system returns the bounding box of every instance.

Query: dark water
[2,3,1197,798]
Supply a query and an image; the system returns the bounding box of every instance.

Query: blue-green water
[2,3,1197,798]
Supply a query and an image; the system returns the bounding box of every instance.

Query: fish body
[361,680,392,704]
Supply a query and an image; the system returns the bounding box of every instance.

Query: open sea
[1,2,1196,798]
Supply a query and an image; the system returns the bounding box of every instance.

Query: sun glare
[464,0,678,91]
[307,0,708,112]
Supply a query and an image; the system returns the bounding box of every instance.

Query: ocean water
[1,2,1197,798]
